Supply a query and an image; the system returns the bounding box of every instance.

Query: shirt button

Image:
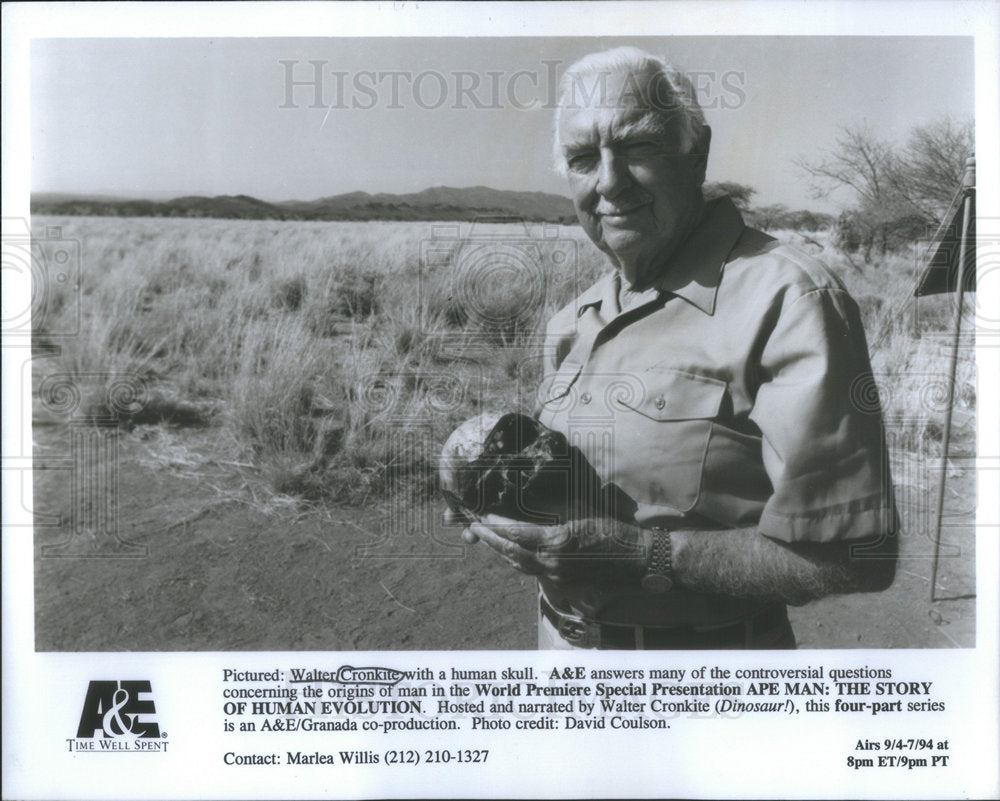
[581,392,592,405]
[654,396,666,410]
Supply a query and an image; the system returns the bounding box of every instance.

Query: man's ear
[692,124,711,185]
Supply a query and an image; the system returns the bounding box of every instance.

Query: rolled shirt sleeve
[751,286,897,543]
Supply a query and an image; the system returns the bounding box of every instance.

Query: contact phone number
[385,749,489,765]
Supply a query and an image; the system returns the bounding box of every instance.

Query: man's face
[558,69,710,289]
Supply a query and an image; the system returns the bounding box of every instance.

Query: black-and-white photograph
[25,33,978,652]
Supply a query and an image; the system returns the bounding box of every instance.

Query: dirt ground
[32,420,975,652]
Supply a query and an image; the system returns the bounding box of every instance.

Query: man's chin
[599,227,651,254]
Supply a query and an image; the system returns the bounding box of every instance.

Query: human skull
[440,412,636,524]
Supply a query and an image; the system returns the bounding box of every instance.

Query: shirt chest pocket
[614,368,726,421]
[608,369,727,511]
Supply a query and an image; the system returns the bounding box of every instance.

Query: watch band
[640,527,674,594]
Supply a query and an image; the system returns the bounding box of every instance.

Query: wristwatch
[640,527,674,594]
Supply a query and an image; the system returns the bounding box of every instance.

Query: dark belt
[540,593,791,650]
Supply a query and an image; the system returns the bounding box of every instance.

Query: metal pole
[929,157,975,601]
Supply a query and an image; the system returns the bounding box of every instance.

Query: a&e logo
[67,681,168,752]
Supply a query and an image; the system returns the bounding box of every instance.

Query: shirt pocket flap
[616,369,726,421]
[538,362,584,405]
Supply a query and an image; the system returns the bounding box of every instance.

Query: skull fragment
[440,412,636,524]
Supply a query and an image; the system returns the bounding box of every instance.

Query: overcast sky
[31,36,973,212]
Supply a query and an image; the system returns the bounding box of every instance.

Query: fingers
[443,507,474,527]
[462,516,638,580]
[463,516,583,578]
[444,507,478,543]
[468,520,521,555]
[479,514,565,549]
[468,521,544,576]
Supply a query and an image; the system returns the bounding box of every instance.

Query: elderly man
[464,47,898,649]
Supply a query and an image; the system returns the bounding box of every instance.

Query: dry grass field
[33,217,600,500]
[31,215,977,650]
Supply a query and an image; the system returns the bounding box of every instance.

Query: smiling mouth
[598,207,648,224]
[594,197,652,219]
[596,201,650,219]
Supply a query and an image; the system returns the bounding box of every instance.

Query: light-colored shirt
[534,197,897,624]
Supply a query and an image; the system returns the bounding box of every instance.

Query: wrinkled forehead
[556,68,682,146]
[557,100,681,150]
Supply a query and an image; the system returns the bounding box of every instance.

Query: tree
[796,126,905,262]
[888,117,974,221]
[703,181,757,211]
[784,209,834,232]
[796,117,974,263]
[747,203,790,231]
[796,125,896,207]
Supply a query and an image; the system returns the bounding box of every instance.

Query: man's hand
[443,507,474,527]
[464,514,648,581]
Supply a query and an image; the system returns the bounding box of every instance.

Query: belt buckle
[557,614,589,644]
[547,601,600,648]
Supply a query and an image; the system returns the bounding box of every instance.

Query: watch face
[641,573,673,594]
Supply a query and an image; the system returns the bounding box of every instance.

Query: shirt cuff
[758,493,898,543]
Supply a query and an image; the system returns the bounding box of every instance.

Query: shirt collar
[650,195,745,316]
[574,272,617,319]
[574,195,746,319]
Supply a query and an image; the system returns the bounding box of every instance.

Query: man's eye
[566,152,598,171]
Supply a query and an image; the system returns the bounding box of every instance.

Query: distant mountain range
[31,186,579,224]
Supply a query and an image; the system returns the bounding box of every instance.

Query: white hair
[552,47,707,175]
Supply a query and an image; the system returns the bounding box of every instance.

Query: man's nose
[595,149,632,198]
